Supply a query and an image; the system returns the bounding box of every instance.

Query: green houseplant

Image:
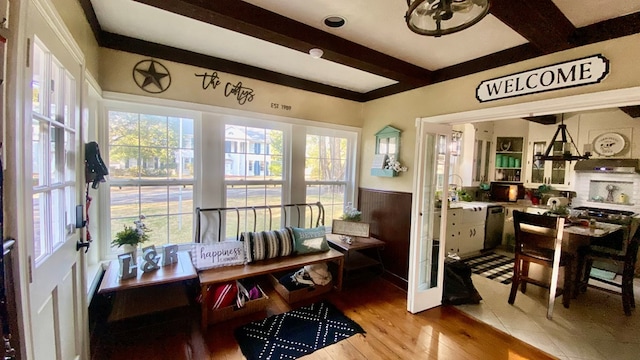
[111,224,150,248]
[112,216,150,265]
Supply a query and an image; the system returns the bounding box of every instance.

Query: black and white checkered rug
[464,252,515,285]
[234,300,364,360]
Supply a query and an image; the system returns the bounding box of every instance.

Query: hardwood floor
[91,277,556,359]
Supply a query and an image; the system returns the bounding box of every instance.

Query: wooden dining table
[561,220,626,296]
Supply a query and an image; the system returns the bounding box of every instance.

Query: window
[223,124,284,235]
[30,39,77,262]
[107,110,195,248]
[304,130,355,223]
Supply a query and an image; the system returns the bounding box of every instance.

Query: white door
[22,2,87,359]
[408,122,451,313]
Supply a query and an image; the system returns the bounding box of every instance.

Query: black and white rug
[234,300,365,360]
[464,252,515,285]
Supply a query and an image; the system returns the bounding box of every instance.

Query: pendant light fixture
[534,114,591,162]
[405,0,490,37]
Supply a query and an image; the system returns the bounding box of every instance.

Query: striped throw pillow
[242,228,295,263]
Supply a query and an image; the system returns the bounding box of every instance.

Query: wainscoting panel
[358,188,412,290]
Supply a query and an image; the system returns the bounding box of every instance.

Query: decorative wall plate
[592,132,626,156]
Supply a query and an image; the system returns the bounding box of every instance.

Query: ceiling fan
[405,0,490,37]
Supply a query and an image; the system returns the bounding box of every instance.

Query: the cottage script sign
[476,54,609,102]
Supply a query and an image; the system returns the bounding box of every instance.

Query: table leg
[573,246,589,298]
[376,247,385,275]
[200,284,208,330]
[334,257,344,291]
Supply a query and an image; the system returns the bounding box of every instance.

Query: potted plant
[340,203,362,222]
[111,215,150,264]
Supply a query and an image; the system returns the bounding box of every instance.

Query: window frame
[101,101,201,257]
[222,117,291,209]
[100,95,359,258]
[303,126,358,225]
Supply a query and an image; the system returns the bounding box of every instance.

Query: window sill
[86,261,108,303]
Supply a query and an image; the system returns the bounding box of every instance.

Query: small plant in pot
[340,203,362,222]
[111,215,150,263]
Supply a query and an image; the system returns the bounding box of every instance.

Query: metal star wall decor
[132,59,171,93]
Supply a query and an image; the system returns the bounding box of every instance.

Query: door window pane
[64,73,74,128]
[32,43,45,115]
[65,130,75,182]
[49,59,61,119]
[33,193,45,260]
[50,125,63,184]
[51,189,64,247]
[32,119,44,187]
[30,37,78,263]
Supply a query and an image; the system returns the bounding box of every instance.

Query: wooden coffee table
[97,251,198,321]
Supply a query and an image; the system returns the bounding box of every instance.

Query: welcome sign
[476,55,609,102]
[193,242,245,270]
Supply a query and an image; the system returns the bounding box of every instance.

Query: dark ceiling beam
[490,0,575,53]
[78,0,103,44]
[433,44,541,83]
[523,115,557,125]
[620,105,640,118]
[133,0,433,86]
[78,1,640,102]
[570,11,640,46]
[100,32,367,102]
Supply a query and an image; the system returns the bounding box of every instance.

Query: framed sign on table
[332,220,370,238]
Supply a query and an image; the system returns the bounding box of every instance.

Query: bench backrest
[195,202,325,244]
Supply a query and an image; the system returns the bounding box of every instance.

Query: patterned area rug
[464,252,515,285]
[234,300,365,360]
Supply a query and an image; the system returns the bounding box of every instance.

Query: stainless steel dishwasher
[484,205,505,250]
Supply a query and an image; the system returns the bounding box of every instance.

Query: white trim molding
[421,86,640,124]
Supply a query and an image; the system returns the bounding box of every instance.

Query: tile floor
[455,262,640,360]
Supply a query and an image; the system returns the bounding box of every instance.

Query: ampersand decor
[140,245,161,273]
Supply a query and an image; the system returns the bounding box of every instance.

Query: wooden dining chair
[508,211,572,319]
[580,225,639,316]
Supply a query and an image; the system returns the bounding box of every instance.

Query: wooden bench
[195,202,344,328]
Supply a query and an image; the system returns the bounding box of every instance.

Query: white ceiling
[89,0,640,96]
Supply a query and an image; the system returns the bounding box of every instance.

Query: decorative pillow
[292,226,330,254]
[241,228,295,263]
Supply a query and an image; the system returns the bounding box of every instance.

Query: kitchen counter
[448,201,497,209]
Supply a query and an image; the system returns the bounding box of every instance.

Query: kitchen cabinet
[491,119,528,182]
[524,119,577,189]
[445,207,486,257]
[473,138,492,184]
[495,136,524,182]
[472,122,494,185]
[453,123,493,186]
